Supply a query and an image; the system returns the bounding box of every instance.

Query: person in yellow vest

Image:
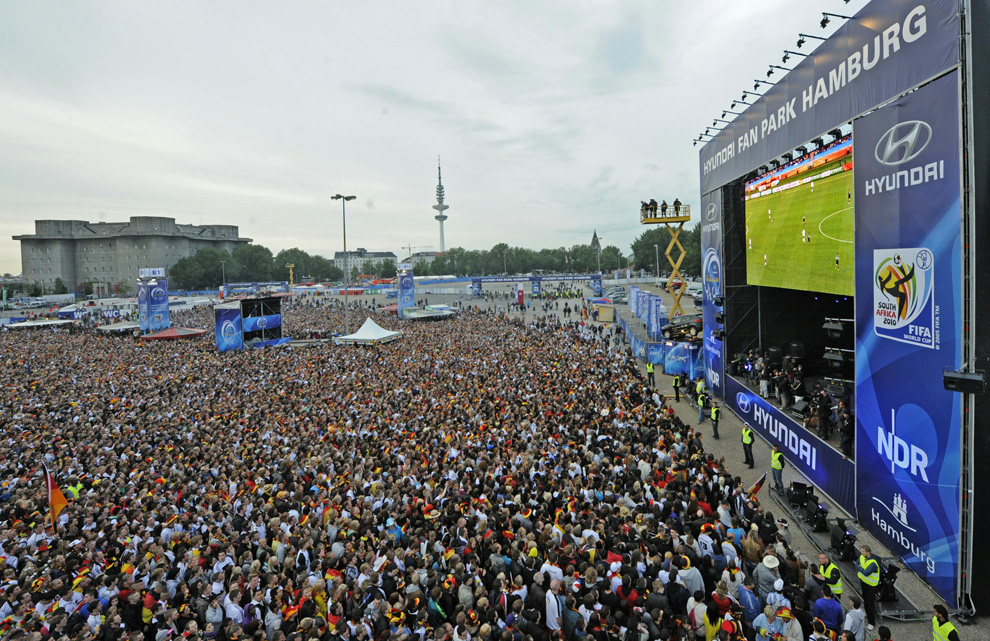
[697,389,706,424]
[770,445,785,495]
[932,604,959,641]
[645,361,655,387]
[710,403,721,440]
[672,374,681,402]
[857,545,880,631]
[814,553,843,600]
[741,424,755,469]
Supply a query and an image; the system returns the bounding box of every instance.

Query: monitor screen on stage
[744,136,854,296]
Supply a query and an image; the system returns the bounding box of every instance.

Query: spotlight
[769,160,780,169]
[714,296,723,307]
[811,137,824,148]
[810,498,830,532]
[781,152,793,162]
[795,146,807,156]
[713,118,731,126]
[797,33,827,48]
[821,12,853,29]
[715,312,724,324]
[786,482,809,508]
[829,519,858,561]
[768,65,792,78]
[740,90,761,102]
[722,109,741,117]
[712,329,725,341]
[783,50,808,64]
[828,128,843,140]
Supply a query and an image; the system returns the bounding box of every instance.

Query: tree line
[163,227,701,290]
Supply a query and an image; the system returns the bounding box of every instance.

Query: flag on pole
[43,464,68,529]
[746,472,767,500]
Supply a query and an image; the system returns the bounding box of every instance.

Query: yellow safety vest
[741,427,753,445]
[712,407,721,421]
[857,555,880,586]
[933,616,957,641]
[646,363,654,373]
[820,562,843,595]
[698,395,705,407]
[771,450,784,470]
[696,381,705,394]
[673,375,681,388]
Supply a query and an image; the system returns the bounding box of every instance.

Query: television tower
[432,157,450,252]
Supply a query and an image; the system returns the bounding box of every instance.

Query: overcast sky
[0,0,872,276]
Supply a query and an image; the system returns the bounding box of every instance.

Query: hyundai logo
[875,120,932,166]
[705,202,718,222]
[736,392,752,414]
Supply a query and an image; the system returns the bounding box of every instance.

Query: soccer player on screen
[835,252,840,269]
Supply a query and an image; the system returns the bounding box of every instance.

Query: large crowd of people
[0,298,877,641]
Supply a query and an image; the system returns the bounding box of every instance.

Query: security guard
[695,378,705,396]
[741,424,755,469]
[645,361,655,387]
[672,374,681,402]
[697,390,706,424]
[858,546,881,631]
[816,552,843,600]
[932,604,959,641]
[770,445,786,495]
[710,403,721,439]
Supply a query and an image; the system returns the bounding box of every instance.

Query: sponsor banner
[215,307,243,352]
[727,376,855,511]
[647,342,664,365]
[591,275,602,296]
[471,279,481,296]
[701,190,724,397]
[853,71,961,605]
[648,296,664,339]
[663,341,704,379]
[242,314,282,333]
[531,277,542,296]
[397,269,415,319]
[630,335,646,362]
[628,287,638,313]
[137,281,150,332]
[148,278,170,331]
[699,0,959,193]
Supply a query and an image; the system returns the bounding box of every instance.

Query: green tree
[631,224,701,278]
[273,248,313,282]
[53,277,68,295]
[376,260,396,279]
[232,244,273,281]
[169,255,204,290]
[115,280,132,296]
[80,281,95,296]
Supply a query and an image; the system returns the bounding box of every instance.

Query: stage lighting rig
[740,91,761,102]
[797,33,826,48]
[722,109,741,118]
[767,64,792,78]
[828,128,843,140]
[829,518,858,561]
[781,152,793,162]
[811,137,824,148]
[782,50,808,64]
[754,79,773,91]
[795,146,808,156]
[809,497,830,532]
[821,12,852,29]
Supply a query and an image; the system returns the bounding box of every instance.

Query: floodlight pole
[654,244,660,281]
[333,194,357,334]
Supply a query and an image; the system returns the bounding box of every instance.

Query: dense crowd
[0,301,872,641]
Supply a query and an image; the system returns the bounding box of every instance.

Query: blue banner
[699,0,960,193]
[472,279,481,296]
[531,277,542,296]
[662,341,704,379]
[215,306,243,352]
[148,278,170,331]
[647,342,664,365]
[137,281,150,332]
[242,314,282,333]
[853,71,961,605]
[630,334,646,362]
[628,287,638,314]
[591,275,602,297]
[398,269,415,319]
[701,190,724,397]
[726,376,855,512]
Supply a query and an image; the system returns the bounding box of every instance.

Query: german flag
[746,472,767,500]
[43,464,68,530]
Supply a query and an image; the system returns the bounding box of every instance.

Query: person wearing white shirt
[545,580,563,631]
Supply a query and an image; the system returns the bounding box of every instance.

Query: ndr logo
[877,407,931,482]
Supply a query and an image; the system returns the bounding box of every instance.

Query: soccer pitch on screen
[744,137,854,297]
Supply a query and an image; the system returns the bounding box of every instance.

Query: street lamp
[654,244,660,282]
[503,250,507,275]
[220,260,226,290]
[332,194,356,334]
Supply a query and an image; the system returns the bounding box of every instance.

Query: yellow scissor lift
[640,203,692,321]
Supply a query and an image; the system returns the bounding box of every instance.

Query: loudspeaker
[790,400,809,416]
[943,369,986,394]
[787,341,805,359]
[765,346,783,369]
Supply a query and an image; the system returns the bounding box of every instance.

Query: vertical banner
[148,278,170,331]
[137,281,150,332]
[472,279,481,296]
[516,285,524,306]
[215,306,243,352]
[531,277,542,296]
[398,268,415,319]
[701,189,724,397]
[629,287,638,312]
[591,275,602,297]
[854,71,961,605]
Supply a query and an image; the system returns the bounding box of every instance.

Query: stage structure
[137,267,170,333]
[696,0,989,614]
[640,203,692,320]
[214,296,287,352]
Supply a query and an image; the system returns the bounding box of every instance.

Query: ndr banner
[727,376,855,512]
[397,270,415,319]
[701,189,724,397]
[853,71,961,605]
[699,0,959,193]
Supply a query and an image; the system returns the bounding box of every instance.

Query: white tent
[335,318,402,345]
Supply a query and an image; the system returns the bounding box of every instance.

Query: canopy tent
[5,319,75,329]
[97,321,140,333]
[335,318,402,345]
[139,327,209,341]
[381,303,399,314]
